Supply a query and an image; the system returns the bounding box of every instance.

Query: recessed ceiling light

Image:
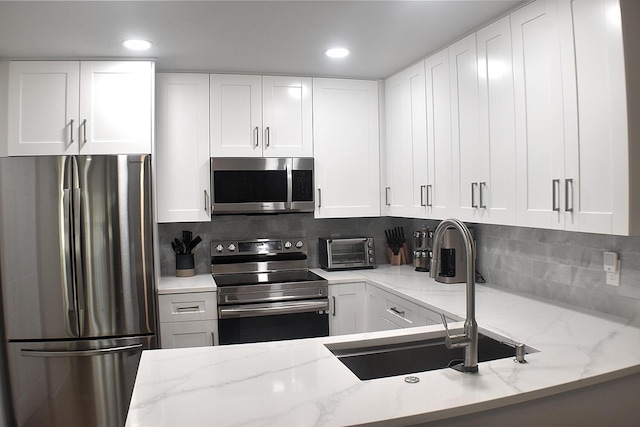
[123,39,152,51]
[325,48,349,59]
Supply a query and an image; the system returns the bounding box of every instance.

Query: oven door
[218,300,329,345]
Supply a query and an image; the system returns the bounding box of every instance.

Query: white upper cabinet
[210,74,312,157]
[424,49,453,220]
[476,15,517,225]
[156,73,211,223]
[567,0,638,235]
[384,62,428,218]
[79,61,154,155]
[511,0,573,230]
[449,33,482,223]
[5,60,153,156]
[262,76,313,157]
[313,78,380,218]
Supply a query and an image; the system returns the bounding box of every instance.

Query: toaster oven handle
[328,238,369,244]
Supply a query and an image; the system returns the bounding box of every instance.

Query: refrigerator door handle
[72,184,86,335]
[62,187,79,336]
[20,344,143,358]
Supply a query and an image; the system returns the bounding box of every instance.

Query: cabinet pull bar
[332,296,336,317]
[385,187,391,206]
[427,185,433,207]
[389,307,406,318]
[265,127,270,147]
[204,190,209,214]
[471,182,478,208]
[317,188,322,208]
[479,182,487,209]
[420,185,426,207]
[565,179,574,212]
[176,305,200,312]
[254,126,259,147]
[552,179,560,212]
[69,119,74,144]
[81,119,87,144]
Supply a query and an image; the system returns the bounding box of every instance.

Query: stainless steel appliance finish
[210,157,314,214]
[212,238,329,345]
[0,155,156,427]
[319,237,376,270]
[434,226,475,284]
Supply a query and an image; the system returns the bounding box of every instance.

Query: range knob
[295,240,304,249]
[227,243,236,252]
[284,241,292,249]
[367,240,373,247]
[215,244,224,253]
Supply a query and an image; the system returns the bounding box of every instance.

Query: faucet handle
[440,313,454,348]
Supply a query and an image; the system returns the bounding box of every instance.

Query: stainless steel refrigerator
[0,155,157,427]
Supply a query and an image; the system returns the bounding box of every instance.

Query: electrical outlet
[606,260,621,286]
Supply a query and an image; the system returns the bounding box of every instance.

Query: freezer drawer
[6,336,154,427]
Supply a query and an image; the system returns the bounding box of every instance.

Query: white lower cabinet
[367,285,428,332]
[328,282,367,336]
[158,292,218,348]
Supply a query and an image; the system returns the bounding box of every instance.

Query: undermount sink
[327,333,529,380]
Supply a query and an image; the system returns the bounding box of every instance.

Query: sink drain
[404,376,420,384]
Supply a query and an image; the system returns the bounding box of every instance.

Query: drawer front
[160,320,216,349]
[367,285,427,330]
[158,292,217,323]
[382,297,418,328]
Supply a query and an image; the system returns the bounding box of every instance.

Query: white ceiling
[0,0,527,80]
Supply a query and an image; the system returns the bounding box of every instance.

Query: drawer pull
[176,305,200,312]
[389,307,405,318]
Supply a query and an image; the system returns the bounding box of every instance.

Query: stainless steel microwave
[319,237,376,271]
[210,157,314,214]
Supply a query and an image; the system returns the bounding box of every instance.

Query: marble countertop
[129,265,640,426]
[157,274,217,294]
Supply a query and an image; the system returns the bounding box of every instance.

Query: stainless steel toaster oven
[319,237,376,271]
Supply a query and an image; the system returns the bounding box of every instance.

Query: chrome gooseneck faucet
[429,218,478,373]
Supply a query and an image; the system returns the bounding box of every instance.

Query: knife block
[385,243,410,265]
[176,253,195,277]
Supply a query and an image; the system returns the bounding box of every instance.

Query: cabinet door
[160,321,216,349]
[569,0,628,234]
[7,61,80,156]
[210,74,262,157]
[476,16,517,225]
[313,78,380,218]
[79,61,153,154]
[424,50,453,220]
[384,62,428,218]
[156,73,211,222]
[262,76,313,157]
[512,0,568,230]
[329,282,367,336]
[450,34,482,222]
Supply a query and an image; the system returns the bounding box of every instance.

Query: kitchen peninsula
[126,266,640,426]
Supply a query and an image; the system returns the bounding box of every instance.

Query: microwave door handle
[286,159,292,209]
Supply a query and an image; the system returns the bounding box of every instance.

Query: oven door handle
[219,300,329,319]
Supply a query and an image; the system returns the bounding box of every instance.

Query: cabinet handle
[204,190,210,214]
[479,182,487,209]
[81,119,87,144]
[471,182,478,208]
[420,185,426,207]
[254,126,259,147]
[176,305,200,312]
[552,179,560,212]
[385,187,391,206]
[211,332,215,346]
[565,179,574,212]
[427,184,433,207]
[389,307,405,318]
[69,119,75,144]
[265,127,270,148]
[317,188,322,208]
[331,296,336,317]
